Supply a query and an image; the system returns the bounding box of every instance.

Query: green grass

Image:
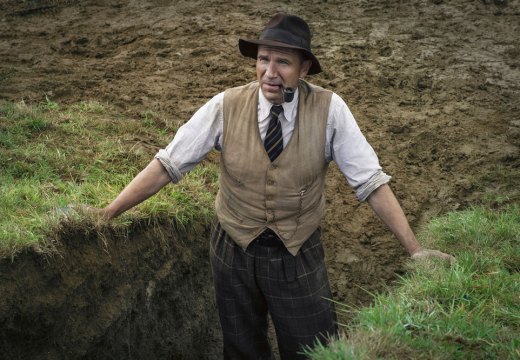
[308,205,520,359]
[2,99,519,358]
[0,100,218,259]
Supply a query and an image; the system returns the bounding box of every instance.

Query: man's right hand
[66,204,112,220]
[68,159,171,221]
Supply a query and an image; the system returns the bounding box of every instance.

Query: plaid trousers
[210,222,338,359]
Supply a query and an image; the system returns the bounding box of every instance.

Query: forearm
[366,184,421,256]
[104,159,171,219]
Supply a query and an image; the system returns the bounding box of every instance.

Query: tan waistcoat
[216,80,332,255]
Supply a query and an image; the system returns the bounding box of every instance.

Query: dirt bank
[0,0,519,358]
[0,221,221,359]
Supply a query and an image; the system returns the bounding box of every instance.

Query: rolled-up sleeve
[155,92,224,183]
[327,93,391,201]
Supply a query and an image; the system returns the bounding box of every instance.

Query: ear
[299,59,312,78]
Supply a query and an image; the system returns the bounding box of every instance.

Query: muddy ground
[1,0,519,358]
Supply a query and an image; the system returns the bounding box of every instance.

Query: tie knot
[270,105,283,118]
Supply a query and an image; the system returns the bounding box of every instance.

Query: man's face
[256,45,311,105]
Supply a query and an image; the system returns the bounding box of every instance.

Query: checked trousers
[210,222,338,359]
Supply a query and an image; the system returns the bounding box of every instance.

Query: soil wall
[0,223,221,359]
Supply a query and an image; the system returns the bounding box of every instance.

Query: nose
[265,60,277,78]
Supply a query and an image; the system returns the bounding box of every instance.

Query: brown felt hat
[239,13,322,75]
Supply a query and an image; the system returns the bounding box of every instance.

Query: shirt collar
[258,87,299,123]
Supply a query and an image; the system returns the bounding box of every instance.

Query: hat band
[260,28,310,50]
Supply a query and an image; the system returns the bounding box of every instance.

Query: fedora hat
[239,13,322,75]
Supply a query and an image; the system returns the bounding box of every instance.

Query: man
[88,13,453,359]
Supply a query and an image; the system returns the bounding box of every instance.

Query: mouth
[263,82,283,92]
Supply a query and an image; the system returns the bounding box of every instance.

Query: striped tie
[264,105,284,161]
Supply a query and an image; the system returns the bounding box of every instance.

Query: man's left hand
[411,249,455,262]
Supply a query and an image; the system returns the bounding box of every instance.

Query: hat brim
[239,38,322,75]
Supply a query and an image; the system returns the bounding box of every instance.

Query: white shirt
[156,87,390,201]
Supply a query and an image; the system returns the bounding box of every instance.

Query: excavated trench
[0,222,222,360]
[0,212,411,360]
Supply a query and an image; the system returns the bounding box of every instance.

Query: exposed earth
[0,0,519,358]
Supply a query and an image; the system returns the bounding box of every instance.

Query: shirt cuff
[155,149,183,183]
[355,170,391,201]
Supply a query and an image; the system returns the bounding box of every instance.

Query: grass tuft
[308,205,520,359]
[0,100,217,259]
